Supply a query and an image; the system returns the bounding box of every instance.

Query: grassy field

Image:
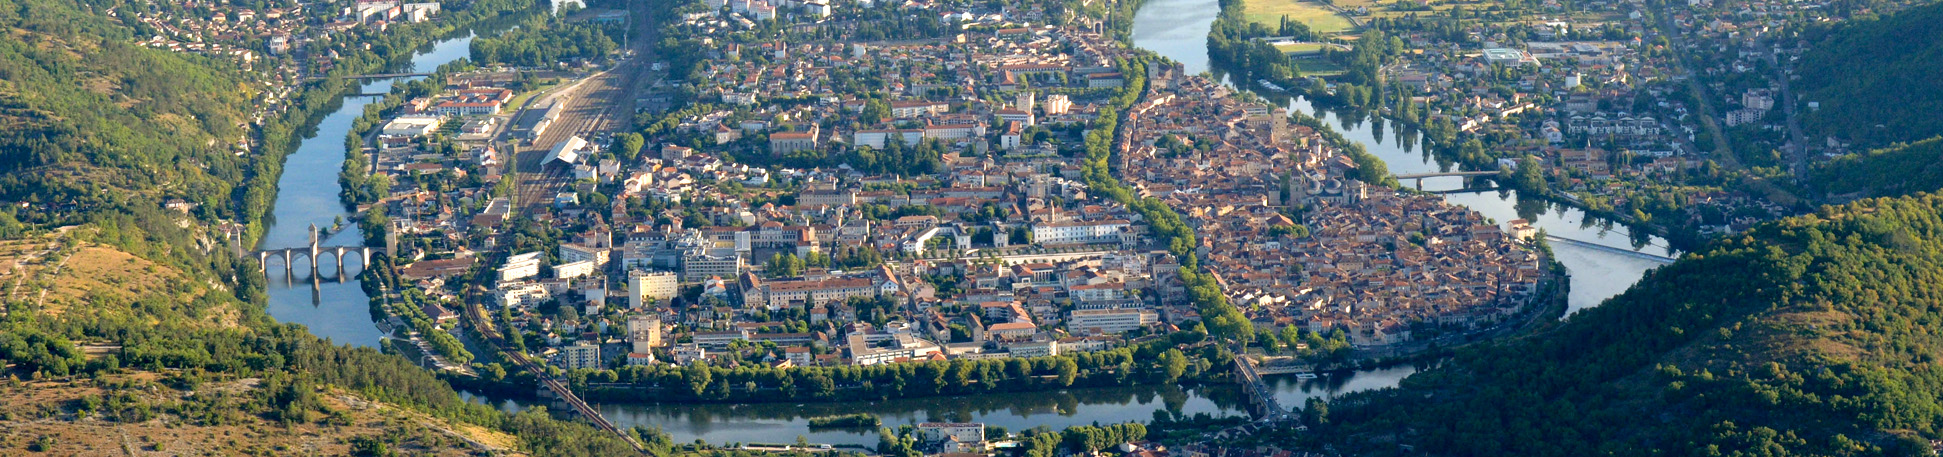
[1242,0,1356,34]
[1296,59,1349,77]
[1274,42,1330,53]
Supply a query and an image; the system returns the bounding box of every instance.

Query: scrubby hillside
[0,1,663,455]
[1291,194,1943,456]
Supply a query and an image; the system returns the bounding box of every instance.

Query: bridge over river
[1233,350,1293,421]
[1393,170,1498,190]
[249,224,386,273]
[303,72,434,81]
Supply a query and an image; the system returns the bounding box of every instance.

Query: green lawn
[1295,59,1348,77]
[1242,0,1356,34]
[1273,42,1329,53]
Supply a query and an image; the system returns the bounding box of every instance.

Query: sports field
[1273,42,1330,53]
[1241,0,1356,34]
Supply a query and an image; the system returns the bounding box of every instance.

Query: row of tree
[574,333,1218,403]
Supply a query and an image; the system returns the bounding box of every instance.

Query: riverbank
[244,1,549,243]
[1198,0,1711,252]
[258,10,542,348]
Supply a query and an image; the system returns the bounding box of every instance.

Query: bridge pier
[248,245,382,276]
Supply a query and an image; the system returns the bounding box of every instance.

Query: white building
[672,343,707,365]
[380,116,442,138]
[558,342,602,370]
[629,270,680,308]
[917,423,986,448]
[1067,308,1158,334]
[682,251,743,282]
[628,314,663,352]
[552,259,597,279]
[497,282,551,308]
[559,243,609,267]
[851,129,923,149]
[1006,339,1058,357]
[1043,94,1072,115]
[1031,220,1129,245]
[498,252,543,282]
[546,135,591,166]
[847,332,942,365]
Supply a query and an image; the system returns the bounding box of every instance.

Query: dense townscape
[343,0,1556,392]
[3,0,1943,454]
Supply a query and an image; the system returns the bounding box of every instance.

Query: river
[260,33,479,348]
[464,364,1420,447]
[1277,97,1676,315]
[283,1,1665,446]
[1131,0,1673,314]
[461,4,1451,446]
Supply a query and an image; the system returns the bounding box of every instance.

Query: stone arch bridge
[248,224,385,273]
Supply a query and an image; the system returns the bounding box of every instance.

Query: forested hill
[1290,194,1943,456]
[1797,0,1943,147]
[0,0,258,227]
[0,1,656,455]
[1816,137,1943,198]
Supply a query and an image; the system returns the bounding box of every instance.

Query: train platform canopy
[544,135,589,166]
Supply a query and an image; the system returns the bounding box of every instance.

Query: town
[1207,0,1937,248]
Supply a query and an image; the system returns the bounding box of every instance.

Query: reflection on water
[1269,364,1417,407]
[1131,0,1222,75]
[463,370,1427,448]
[1270,94,1673,313]
[259,34,477,348]
[476,1,1663,444]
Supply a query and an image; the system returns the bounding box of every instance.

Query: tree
[1055,358,1078,386]
[766,253,804,277]
[683,361,712,396]
[1161,349,1188,382]
[615,133,645,161]
[861,99,890,125]
[1514,154,1548,193]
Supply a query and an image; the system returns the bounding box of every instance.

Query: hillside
[1815,137,1943,198]
[0,1,668,456]
[0,0,257,224]
[1288,194,1943,456]
[0,373,516,455]
[1797,0,1943,146]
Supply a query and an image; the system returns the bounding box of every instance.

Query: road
[1771,48,1809,179]
[1652,9,1799,206]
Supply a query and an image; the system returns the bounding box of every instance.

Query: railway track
[510,60,637,215]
